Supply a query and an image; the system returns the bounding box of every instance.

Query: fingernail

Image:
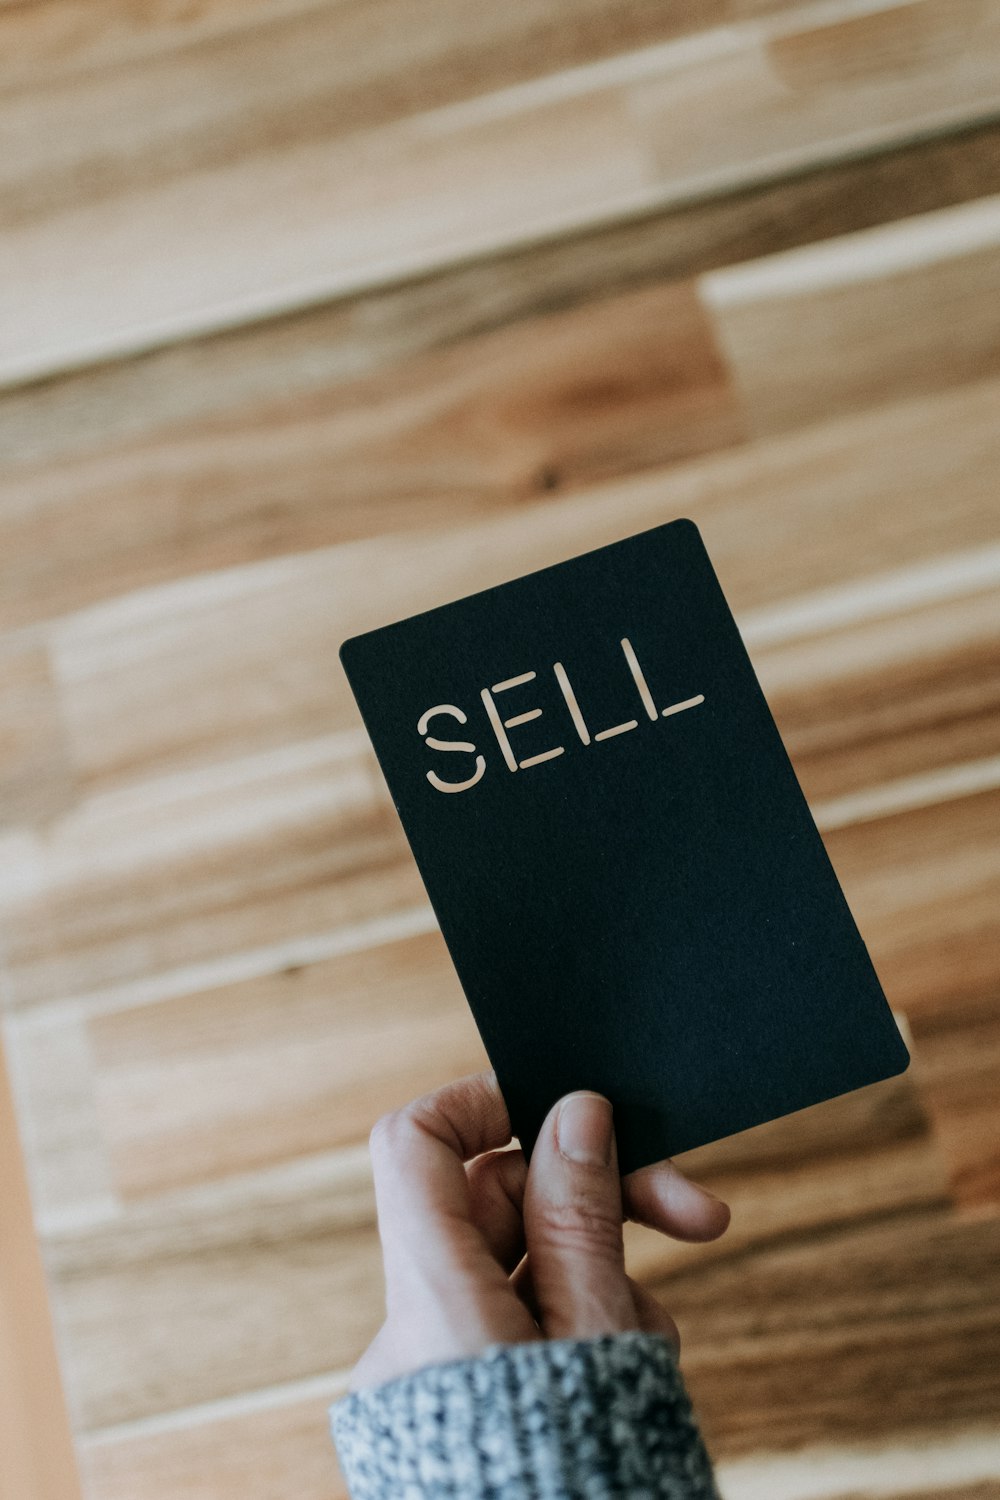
[557,1092,613,1166]
[672,1171,724,1208]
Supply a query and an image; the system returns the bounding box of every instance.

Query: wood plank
[0,76,654,385]
[2,122,998,636]
[910,1000,1000,1213]
[667,1208,1000,1457]
[80,1387,350,1500]
[1,0,998,1485]
[38,373,1000,800]
[0,1035,83,1499]
[717,1443,1000,1499]
[3,0,999,383]
[825,787,1000,1024]
[34,1062,945,1431]
[3,115,998,482]
[43,1159,381,1429]
[0,635,74,824]
[637,0,1000,197]
[0,0,793,169]
[0,277,742,635]
[627,1063,949,1282]
[86,929,484,1199]
[0,425,997,1010]
[0,736,424,1011]
[2,1014,119,1227]
[881,1489,1000,1500]
[704,195,1000,433]
[3,953,942,1240]
[762,583,1000,802]
[17,931,931,1212]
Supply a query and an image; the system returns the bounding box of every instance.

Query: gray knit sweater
[330,1331,719,1498]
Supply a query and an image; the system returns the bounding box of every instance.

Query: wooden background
[1,1,999,1496]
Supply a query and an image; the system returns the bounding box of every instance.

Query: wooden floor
[1,2,999,1496]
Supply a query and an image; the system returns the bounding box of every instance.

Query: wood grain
[0,0,799,198]
[3,0,1000,382]
[910,999,1000,1212]
[0,1037,83,1500]
[675,1209,1000,1457]
[4,117,999,474]
[705,195,1000,433]
[88,929,484,1199]
[79,1390,351,1500]
[2,122,998,636]
[18,1065,947,1431]
[2,1,998,1495]
[38,375,1000,795]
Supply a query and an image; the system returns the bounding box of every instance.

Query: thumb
[522,1091,638,1341]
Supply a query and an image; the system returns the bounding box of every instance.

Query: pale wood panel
[705,195,1000,432]
[0,736,424,1011]
[0,80,654,385]
[637,0,1000,195]
[3,0,999,383]
[80,1390,350,1500]
[87,929,485,1199]
[0,0,791,190]
[3,1014,118,1226]
[48,1220,377,1431]
[0,635,75,825]
[0,1037,83,1499]
[34,1146,377,1431]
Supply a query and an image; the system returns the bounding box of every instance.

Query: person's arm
[330,1072,728,1498]
[333,1332,716,1499]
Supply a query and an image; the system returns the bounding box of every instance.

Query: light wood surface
[1,3,999,1497]
[0,1037,83,1500]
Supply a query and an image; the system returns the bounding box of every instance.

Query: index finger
[368,1069,513,1290]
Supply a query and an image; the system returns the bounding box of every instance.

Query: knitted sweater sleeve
[329,1330,720,1499]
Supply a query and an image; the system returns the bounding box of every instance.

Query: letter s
[417,705,486,793]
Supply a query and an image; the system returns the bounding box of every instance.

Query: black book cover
[340,519,909,1174]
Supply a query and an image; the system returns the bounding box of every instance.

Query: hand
[350,1070,730,1391]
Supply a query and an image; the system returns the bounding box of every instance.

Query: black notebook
[340,519,909,1174]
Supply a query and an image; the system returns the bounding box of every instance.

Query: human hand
[350,1070,729,1391]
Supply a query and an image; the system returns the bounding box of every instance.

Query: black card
[340,519,909,1174]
